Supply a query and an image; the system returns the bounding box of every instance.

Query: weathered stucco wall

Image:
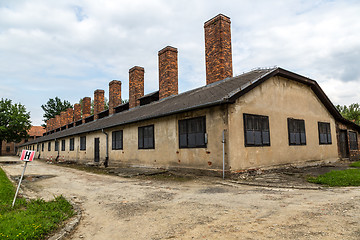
[227,76,338,170]
[30,106,228,170]
[106,106,227,169]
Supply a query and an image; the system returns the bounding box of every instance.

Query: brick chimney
[109,80,122,115]
[74,103,81,121]
[66,108,73,125]
[60,111,67,127]
[82,97,91,123]
[204,14,233,85]
[158,46,178,99]
[94,89,105,119]
[129,66,144,108]
[55,115,61,129]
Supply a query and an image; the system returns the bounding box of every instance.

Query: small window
[55,141,59,151]
[69,138,74,151]
[6,146,10,152]
[112,130,123,150]
[48,142,51,151]
[243,114,270,147]
[80,136,86,151]
[318,122,332,144]
[37,144,39,152]
[288,118,306,145]
[61,140,66,151]
[42,143,44,152]
[138,125,154,149]
[349,131,358,150]
[179,116,206,148]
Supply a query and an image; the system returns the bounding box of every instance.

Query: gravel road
[1,156,359,240]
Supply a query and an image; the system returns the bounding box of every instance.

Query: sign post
[12,150,35,207]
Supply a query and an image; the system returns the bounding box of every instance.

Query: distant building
[19,14,359,171]
[1,126,45,156]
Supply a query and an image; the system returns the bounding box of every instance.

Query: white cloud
[0,0,359,125]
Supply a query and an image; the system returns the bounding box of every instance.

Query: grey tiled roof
[23,68,275,145]
[23,67,358,146]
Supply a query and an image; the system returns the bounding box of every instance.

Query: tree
[41,97,73,126]
[336,103,360,125]
[0,98,31,155]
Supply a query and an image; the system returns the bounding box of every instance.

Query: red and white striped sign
[20,150,35,162]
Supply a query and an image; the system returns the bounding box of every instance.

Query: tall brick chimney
[60,111,67,127]
[82,97,91,123]
[66,108,73,125]
[109,80,122,115]
[204,14,233,85]
[55,115,61,129]
[74,103,81,122]
[158,46,178,100]
[129,66,144,108]
[94,89,105,119]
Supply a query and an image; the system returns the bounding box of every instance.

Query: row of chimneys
[46,14,233,132]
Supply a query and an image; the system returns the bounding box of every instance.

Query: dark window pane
[254,131,262,145]
[246,130,255,145]
[179,134,187,148]
[178,117,206,148]
[327,133,332,143]
[195,133,205,146]
[188,133,196,147]
[262,131,270,145]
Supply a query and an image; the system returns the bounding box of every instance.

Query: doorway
[339,130,349,158]
[94,138,100,163]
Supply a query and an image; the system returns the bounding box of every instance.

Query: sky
[1,0,360,126]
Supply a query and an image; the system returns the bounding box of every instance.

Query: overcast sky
[1,0,359,126]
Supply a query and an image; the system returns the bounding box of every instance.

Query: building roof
[28,126,45,137]
[21,67,360,146]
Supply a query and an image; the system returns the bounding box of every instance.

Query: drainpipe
[222,130,226,180]
[55,138,59,161]
[102,129,109,167]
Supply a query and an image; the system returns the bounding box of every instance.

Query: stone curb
[48,200,82,240]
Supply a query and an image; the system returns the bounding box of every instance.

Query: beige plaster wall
[106,106,227,169]
[227,76,338,170]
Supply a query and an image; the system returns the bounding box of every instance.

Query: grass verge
[0,167,74,240]
[349,161,360,168]
[308,168,360,187]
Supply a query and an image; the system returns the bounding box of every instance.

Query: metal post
[12,161,28,207]
[222,130,225,180]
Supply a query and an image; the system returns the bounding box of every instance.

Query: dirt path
[1,156,360,240]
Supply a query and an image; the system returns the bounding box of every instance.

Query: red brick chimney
[204,14,233,85]
[129,66,144,108]
[74,103,81,121]
[66,108,73,125]
[94,89,105,119]
[109,80,122,115]
[60,111,67,127]
[55,115,61,129]
[158,46,178,100]
[82,97,91,123]
[48,118,53,131]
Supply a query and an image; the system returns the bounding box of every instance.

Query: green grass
[308,168,360,187]
[349,161,360,168]
[0,167,74,240]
